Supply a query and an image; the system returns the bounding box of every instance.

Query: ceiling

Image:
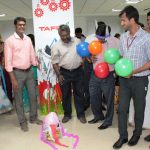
[0,0,150,21]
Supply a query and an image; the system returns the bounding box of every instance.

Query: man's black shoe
[98,124,109,130]
[128,135,140,146]
[113,138,128,149]
[62,116,71,123]
[79,116,87,124]
[144,135,150,142]
[88,117,104,124]
[88,118,100,124]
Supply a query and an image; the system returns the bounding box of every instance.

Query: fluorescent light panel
[112,9,121,12]
[0,13,6,17]
[125,0,143,4]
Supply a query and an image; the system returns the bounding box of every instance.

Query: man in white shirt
[51,25,86,124]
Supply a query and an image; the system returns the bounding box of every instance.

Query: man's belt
[60,65,82,72]
[13,66,31,72]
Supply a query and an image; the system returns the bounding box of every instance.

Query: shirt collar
[127,26,142,38]
[60,37,74,44]
[14,32,27,40]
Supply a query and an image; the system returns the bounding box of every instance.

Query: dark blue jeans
[118,76,149,139]
[89,71,115,125]
[83,60,93,107]
[60,66,85,118]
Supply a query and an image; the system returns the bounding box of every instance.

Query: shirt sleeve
[30,40,38,66]
[51,44,60,64]
[4,39,13,72]
[145,34,150,60]
[119,35,124,56]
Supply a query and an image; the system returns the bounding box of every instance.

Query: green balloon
[115,58,133,77]
[104,48,120,64]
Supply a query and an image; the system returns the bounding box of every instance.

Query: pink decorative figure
[40,112,79,149]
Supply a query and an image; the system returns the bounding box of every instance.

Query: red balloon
[94,62,109,78]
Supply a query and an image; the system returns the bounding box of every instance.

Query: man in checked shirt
[113,6,150,149]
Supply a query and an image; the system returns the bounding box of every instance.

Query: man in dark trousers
[75,27,93,110]
[51,25,86,124]
[113,6,150,149]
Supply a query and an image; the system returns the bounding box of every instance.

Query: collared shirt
[120,27,150,76]
[75,35,86,42]
[85,35,120,71]
[4,32,37,72]
[51,37,82,70]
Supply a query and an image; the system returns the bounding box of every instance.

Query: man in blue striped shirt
[113,5,150,149]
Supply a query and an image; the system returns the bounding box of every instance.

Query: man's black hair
[95,23,106,36]
[147,11,150,17]
[75,27,82,34]
[14,17,26,25]
[119,5,139,24]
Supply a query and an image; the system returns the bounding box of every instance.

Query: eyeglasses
[17,24,26,27]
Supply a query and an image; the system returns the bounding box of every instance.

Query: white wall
[0,19,34,41]
[0,15,147,41]
[74,15,147,36]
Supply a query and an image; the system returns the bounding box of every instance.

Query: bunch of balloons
[104,48,133,77]
[76,40,103,57]
[77,40,109,78]
[77,40,133,77]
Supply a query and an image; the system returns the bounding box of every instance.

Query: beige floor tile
[0,108,149,150]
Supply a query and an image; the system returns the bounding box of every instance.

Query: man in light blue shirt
[113,5,150,149]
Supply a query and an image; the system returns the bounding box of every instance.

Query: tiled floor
[0,108,149,150]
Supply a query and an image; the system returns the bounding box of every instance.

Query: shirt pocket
[13,45,21,52]
[58,48,68,57]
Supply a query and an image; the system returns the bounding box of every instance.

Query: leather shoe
[98,124,109,130]
[79,116,87,124]
[113,138,128,149]
[128,135,140,146]
[144,135,150,142]
[30,119,43,125]
[88,117,104,124]
[20,122,28,132]
[88,118,100,124]
[62,116,71,123]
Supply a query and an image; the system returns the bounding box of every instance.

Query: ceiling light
[125,0,143,4]
[0,13,6,17]
[112,9,121,12]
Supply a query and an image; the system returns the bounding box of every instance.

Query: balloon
[76,42,90,57]
[115,58,133,77]
[88,40,102,55]
[94,62,109,78]
[104,48,120,64]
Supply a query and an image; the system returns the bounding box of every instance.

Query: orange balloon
[88,40,102,55]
